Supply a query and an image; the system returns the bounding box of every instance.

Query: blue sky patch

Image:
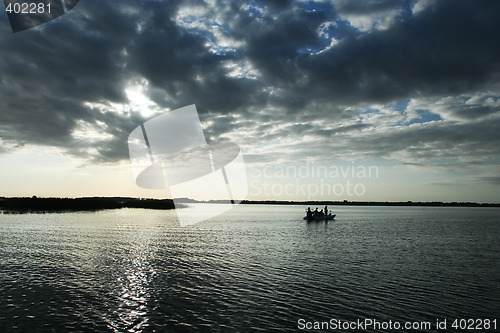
[407,109,442,125]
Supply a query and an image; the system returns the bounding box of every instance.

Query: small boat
[303,214,336,221]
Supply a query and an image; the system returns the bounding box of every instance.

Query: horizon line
[1,196,499,207]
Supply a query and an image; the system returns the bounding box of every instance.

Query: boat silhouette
[303,214,336,221]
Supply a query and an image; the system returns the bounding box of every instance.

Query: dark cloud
[334,0,403,15]
[0,0,499,168]
[293,0,500,106]
[475,176,500,184]
[338,118,500,163]
[238,8,327,83]
[447,102,500,120]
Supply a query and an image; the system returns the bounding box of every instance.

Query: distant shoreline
[238,200,500,208]
[1,196,499,213]
[0,197,176,213]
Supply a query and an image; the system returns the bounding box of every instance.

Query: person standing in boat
[306,207,313,219]
[324,206,328,216]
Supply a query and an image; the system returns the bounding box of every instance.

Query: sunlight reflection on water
[0,205,499,332]
[111,228,156,332]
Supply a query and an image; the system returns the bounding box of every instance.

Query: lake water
[0,205,499,332]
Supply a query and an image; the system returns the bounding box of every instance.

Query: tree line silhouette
[0,197,176,213]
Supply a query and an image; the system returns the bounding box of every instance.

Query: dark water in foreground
[0,205,499,332]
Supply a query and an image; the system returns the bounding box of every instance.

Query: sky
[0,0,499,203]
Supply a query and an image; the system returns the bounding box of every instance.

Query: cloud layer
[0,0,499,174]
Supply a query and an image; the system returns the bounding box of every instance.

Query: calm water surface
[0,205,499,332]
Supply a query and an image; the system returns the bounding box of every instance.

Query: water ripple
[0,206,499,331]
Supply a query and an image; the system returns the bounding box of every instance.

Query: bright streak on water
[0,205,499,332]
